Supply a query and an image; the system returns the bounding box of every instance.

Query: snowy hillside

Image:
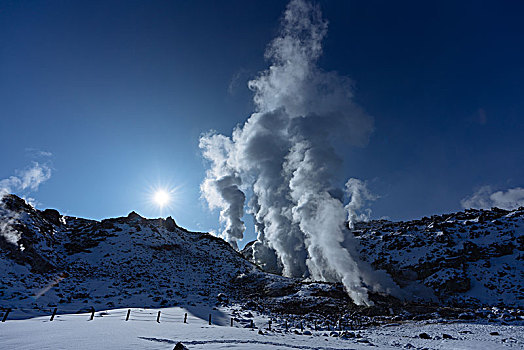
[243,206,524,308]
[2,193,523,316]
[1,194,523,349]
[353,207,523,307]
[0,194,253,313]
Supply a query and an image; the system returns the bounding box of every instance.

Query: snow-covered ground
[1,306,522,349]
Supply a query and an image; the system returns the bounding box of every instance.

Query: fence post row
[1,308,11,322]
[50,308,58,321]
[0,308,248,327]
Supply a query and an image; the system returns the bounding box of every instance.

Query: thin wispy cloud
[0,162,52,197]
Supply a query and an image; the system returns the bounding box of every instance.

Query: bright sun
[153,189,171,207]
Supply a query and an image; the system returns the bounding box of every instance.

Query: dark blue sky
[1,0,523,245]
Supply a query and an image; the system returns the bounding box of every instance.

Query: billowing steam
[0,161,52,247]
[345,178,378,229]
[0,206,20,246]
[200,0,400,305]
[461,185,524,211]
[200,134,245,250]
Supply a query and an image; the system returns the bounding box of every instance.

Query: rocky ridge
[0,194,253,312]
[242,207,524,308]
[1,194,522,325]
[353,207,523,307]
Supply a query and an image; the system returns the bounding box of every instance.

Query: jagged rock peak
[126,211,143,220]
[42,209,62,226]
[165,216,177,231]
[0,193,33,212]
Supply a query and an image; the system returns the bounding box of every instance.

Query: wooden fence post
[314,320,317,331]
[50,308,57,321]
[1,308,11,322]
[300,322,303,332]
[156,311,161,323]
[208,314,211,325]
[285,320,288,331]
[184,313,187,323]
[125,309,131,321]
[268,320,272,331]
[89,307,95,321]
[250,319,254,329]
[230,317,233,327]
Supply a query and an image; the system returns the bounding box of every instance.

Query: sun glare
[145,182,182,215]
[153,189,171,208]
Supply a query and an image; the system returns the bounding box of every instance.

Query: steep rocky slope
[0,194,254,312]
[353,207,523,307]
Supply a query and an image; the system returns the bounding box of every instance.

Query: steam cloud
[200,0,400,305]
[0,161,52,247]
[345,178,378,229]
[461,185,524,210]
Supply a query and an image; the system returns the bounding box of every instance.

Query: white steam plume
[345,178,378,229]
[461,185,524,210]
[200,0,400,305]
[0,161,52,247]
[0,207,20,246]
[200,133,245,249]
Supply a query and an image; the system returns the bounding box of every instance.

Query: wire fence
[0,306,373,332]
[0,306,237,326]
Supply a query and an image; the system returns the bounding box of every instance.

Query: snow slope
[1,306,523,350]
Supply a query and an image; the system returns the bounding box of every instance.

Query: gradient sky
[1,0,523,247]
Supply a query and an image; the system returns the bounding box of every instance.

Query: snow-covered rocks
[353,207,523,307]
[0,195,255,313]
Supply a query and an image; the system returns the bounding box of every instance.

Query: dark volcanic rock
[127,211,143,220]
[164,216,177,232]
[1,194,33,212]
[173,342,187,350]
[42,209,61,226]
